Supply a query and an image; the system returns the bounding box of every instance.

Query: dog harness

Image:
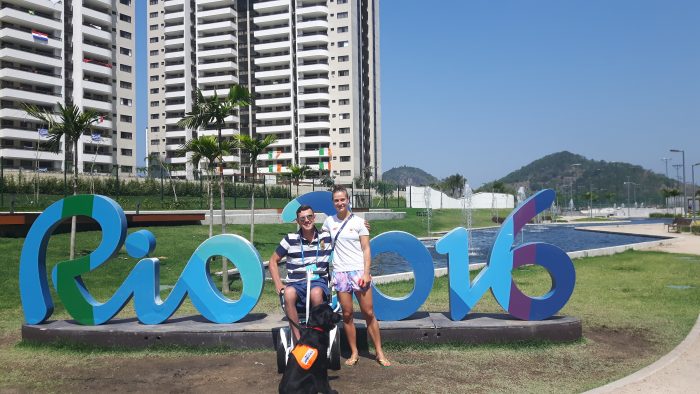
[291,343,318,370]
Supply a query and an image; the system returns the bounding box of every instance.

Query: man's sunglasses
[297,214,314,222]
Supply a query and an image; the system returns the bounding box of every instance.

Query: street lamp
[692,162,700,222]
[670,149,686,215]
[661,157,671,179]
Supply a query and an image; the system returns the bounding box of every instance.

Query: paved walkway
[582,222,700,393]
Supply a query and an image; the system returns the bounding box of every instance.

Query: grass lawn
[0,210,699,392]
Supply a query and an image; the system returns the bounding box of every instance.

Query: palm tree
[22,102,100,260]
[235,134,277,243]
[177,85,251,240]
[288,164,311,196]
[180,136,236,239]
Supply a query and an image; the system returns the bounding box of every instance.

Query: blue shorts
[286,278,330,309]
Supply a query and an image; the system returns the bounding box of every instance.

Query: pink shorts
[332,270,369,293]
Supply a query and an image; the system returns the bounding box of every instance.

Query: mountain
[382,166,438,186]
[477,151,675,206]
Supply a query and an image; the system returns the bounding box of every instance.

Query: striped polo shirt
[275,228,333,282]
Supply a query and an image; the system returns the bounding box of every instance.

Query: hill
[382,166,438,186]
[478,151,675,206]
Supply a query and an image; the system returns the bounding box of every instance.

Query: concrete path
[582,222,700,393]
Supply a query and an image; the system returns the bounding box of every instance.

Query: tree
[177,85,250,293]
[180,136,235,239]
[22,102,100,260]
[287,164,311,196]
[441,173,466,198]
[235,134,277,243]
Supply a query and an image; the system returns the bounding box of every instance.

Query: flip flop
[376,357,392,367]
[344,355,359,366]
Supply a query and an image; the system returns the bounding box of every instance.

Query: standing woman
[323,185,391,367]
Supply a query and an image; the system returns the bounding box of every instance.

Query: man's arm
[268,252,285,294]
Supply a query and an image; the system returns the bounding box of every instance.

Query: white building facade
[147,0,381,185]
[0,0,137,175]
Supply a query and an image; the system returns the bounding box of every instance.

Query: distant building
[146,0,381,184]
[0,0,137,175]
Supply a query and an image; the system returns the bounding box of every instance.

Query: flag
[268,151,272,160]
[319,147,325,156]
[31,30,48,41]
[37,128,48,138]
[91,132,102,142]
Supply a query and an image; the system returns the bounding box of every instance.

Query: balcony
[164,37,185,48]
[197,20,236,34]
[198,6,236,20]
[296,34,328,45]
[164,63,186,72]
[256,124,292,134]
[0,67,62,87]
[298,92,330,101]
[198,34,237,45]
[83,42,112,59]
[254,26,289,39]
[82,25,112,44]
[83,7,112,26]
[257,151,292,161]
[298,106,330,116]
[255,110,292,120]
[197,47,236,59]
[82,79,112,95]
[0,87,59,104]
[296,5,328,17]
[0,47,62,68]
[297,48,329,60]
[255,68,291,80]
[165,89,185,98]
[256,96,292,106]
[0,27,62,50]
[82,61,113,77]
[254,53,291,66]
[255,82,292,93]
[269,138,293,147]
[298,120,330,129]
[296,19,328,30]
[164,11,184,21]
[0,147,63,161]
[198,60,236,72]
[298,135,331,144]
[82,97,113,112]
[254,40,290,53]
[164,0,185,11]
[299,149,330,158]
[0,7,62,31]
[198,73,238,85]
[253,0,290,12]
[297,63,329,73]
[253,13,289,27]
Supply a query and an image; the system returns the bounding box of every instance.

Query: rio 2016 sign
[19,189,575,326]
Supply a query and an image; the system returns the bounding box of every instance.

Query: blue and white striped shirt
[275,228,333,282]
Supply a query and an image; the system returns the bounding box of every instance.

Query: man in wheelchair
[269,205,333,341]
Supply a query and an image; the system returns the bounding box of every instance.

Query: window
[150,127,159,133]
[119,14,131,23]
[149,50,158,56]
[149,37,159,43]
[150,101,159,107]
[338,0,348,3]
[338,55,349,62]
[337,26,349,34]
[338,99,349,105]
[150,88,159,94]
[120,132,133,140]
[120,64,132,72]
[339,127,350,134]
[120,115,133,123]
[337,12,348,19]
[150,114,160,119]
[118,47,131,57]
[150,24,158,31]
[338,70,349,76]
[150,139,159,145]
[121,0,131,5]
[150,0,158,4]
[120,81,132,89]
[338,84,349,91]
[150,75,159,81]
[149,12,158,18]
[149,62,159,69]
[340,170,351,176]
[339,141,350,148]
[121,166,133,173]
[337,40,349,48]
[119,30,132,39]
[339,113,350,119]
[120,98,132,106]
[121,149,133,156]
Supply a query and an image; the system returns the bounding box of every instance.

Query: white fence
[406,186,514,209]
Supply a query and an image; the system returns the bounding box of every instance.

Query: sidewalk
[582,222,700,393]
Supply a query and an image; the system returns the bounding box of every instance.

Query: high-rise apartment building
[147,0,381,184]
[0,0,136,175]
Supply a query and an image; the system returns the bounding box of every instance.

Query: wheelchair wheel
[276,328,290,374]
[329,327,341,371]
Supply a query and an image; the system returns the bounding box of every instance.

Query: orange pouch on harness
[291,344,318,370]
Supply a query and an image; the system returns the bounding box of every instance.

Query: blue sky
[136,1,700,188]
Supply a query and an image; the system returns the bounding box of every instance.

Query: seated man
[269,205,332,340]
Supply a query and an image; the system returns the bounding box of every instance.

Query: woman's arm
[359,235,372,286]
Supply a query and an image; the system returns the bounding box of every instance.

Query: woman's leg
[355,288,389,364]
[338,291,359,362]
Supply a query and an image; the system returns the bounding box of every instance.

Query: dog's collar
[307,326,325,333]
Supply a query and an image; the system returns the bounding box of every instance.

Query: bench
[666,217,692,233]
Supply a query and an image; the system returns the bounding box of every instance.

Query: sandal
[376,357,392,367]
[344,355,359,366]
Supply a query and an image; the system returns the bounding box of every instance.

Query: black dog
[279,304,341,394]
